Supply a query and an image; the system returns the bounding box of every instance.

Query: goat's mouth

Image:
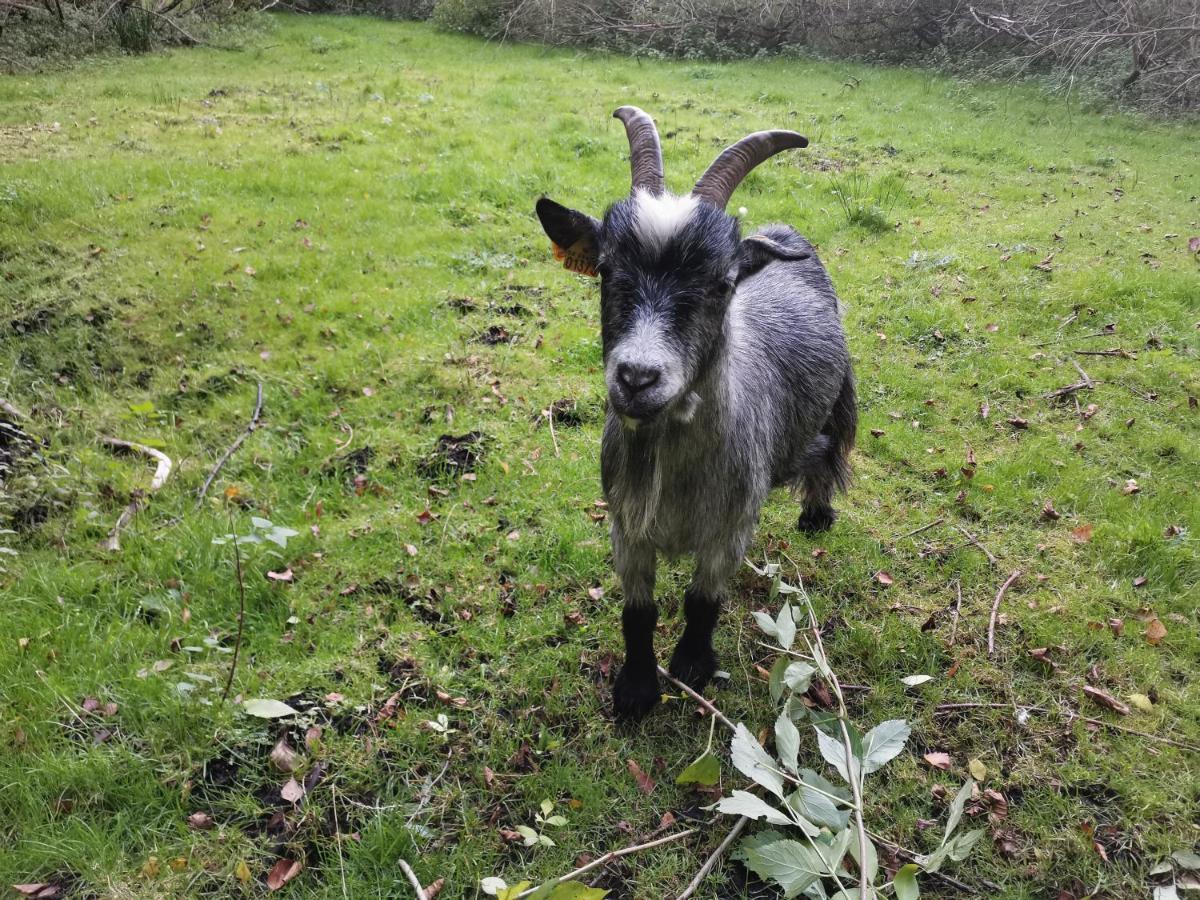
[608,386,673,425]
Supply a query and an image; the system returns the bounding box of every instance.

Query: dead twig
[100,437,173,551]
[515,829,696,899]
[933,702,1200,752]
[900,517,944,538]
[955,525,998,567]
[195,382,264,509]
[657,665,736,732]
[1074,348,1137,358]
[547,404,560,458]
[949,579,963,645]
[397,859,428,900]
[675,816,749,900]
[987,570,1022,655]
[220,511,247,703]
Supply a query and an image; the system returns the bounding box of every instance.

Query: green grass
[1,15,1198,899]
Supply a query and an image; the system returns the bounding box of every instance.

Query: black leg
[668,586,720,690]
[798,504,837,533]
[612,603,661,721]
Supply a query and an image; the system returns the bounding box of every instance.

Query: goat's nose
[616,362,661,394]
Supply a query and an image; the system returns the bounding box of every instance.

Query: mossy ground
[1,15,1197,899]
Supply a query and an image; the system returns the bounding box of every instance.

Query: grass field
[1,15,1198,898]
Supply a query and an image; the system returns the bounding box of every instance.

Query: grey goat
[535,107,856,720]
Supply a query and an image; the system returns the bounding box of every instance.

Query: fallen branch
[955,525,998,567]
[933,702,1200,753]
[100,437,173,551]
[949,579,963,645]
[515,829,696,899]
[195,382,264,509]
[900,517,944,539]
[675,815,749,900]
[398,859,428,900]
[1074,348,1136,359]
[657,665,736,732]
[986,570,1022,655]
[220,511,247,703]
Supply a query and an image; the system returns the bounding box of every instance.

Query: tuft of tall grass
[829,170,906,233]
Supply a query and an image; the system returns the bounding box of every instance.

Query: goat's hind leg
[611,533,661,721]
[797,374,856,534]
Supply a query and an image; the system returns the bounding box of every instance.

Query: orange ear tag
[551,241,598,277]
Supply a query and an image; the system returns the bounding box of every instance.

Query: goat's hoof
[798,506,836,534]
[668,643,718,691]
[612,666,661,721]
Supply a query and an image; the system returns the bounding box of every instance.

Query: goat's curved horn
[613,106,665,196]
[691,130,808,208]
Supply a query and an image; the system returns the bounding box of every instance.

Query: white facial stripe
[632,189,699,252]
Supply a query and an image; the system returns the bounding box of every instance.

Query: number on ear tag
[552,241,598,277]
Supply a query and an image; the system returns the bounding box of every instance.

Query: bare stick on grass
[100,436,173,551]
[398,859,429,900]
[955,525,998,567]
[987,570,1022,655]
[195,382,264,509]
[515,829,696,899]
[675,815,749,900]
[220,510,248,703]
[657,665,735,732]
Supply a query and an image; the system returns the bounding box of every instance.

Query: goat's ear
[536,197,600,278]
[734,233,811,283]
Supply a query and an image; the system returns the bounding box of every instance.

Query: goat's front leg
[611,531,660,721]
[669,544,744,690]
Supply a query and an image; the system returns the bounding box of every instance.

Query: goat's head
[536,106,810,426]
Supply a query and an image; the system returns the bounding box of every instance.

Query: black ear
[735,233,811,282]
[535,197,601,277]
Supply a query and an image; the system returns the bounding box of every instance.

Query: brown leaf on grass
[993,828,1021,858]
[425,878,446,898]
[1041,501,1060,520]
[304,726,322,752]
[587,586,604,601]
[979,399,990,419]
[1069,524,1094,543]
[923,751,952,770]
[499,828,524,843]
[266,859,303,892]
[983,788,1008,821]
[1082,685,1130,716]
[1145,618,1167,645]
[1007,417,1029,429]
[626,758,655,794]
[280,777,305,804]
[1132,576,1147,588]
[266,569,293,583]
[186,812,215,831]
[874,571,894,586]
[1034,252,1056,271]
[416,509,433,525]
[270,738,299,773]
[1188,236,1200,254]
[1122,479,1140,495]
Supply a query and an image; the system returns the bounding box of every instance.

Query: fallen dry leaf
[923,751,952,770]
[1041,501,1060,521]
[627,758,655,794]
[266,569,294,583]
[270,737,299,773]
[874,571,894,586]
[186,811,215,831]
[1145,617,1168,645]
[266,858,303,892]
[280,777,305,804]
[1082,685,1129,716]
[1069,524,1094,544]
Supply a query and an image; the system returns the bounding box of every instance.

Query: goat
[535,107,856,720]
